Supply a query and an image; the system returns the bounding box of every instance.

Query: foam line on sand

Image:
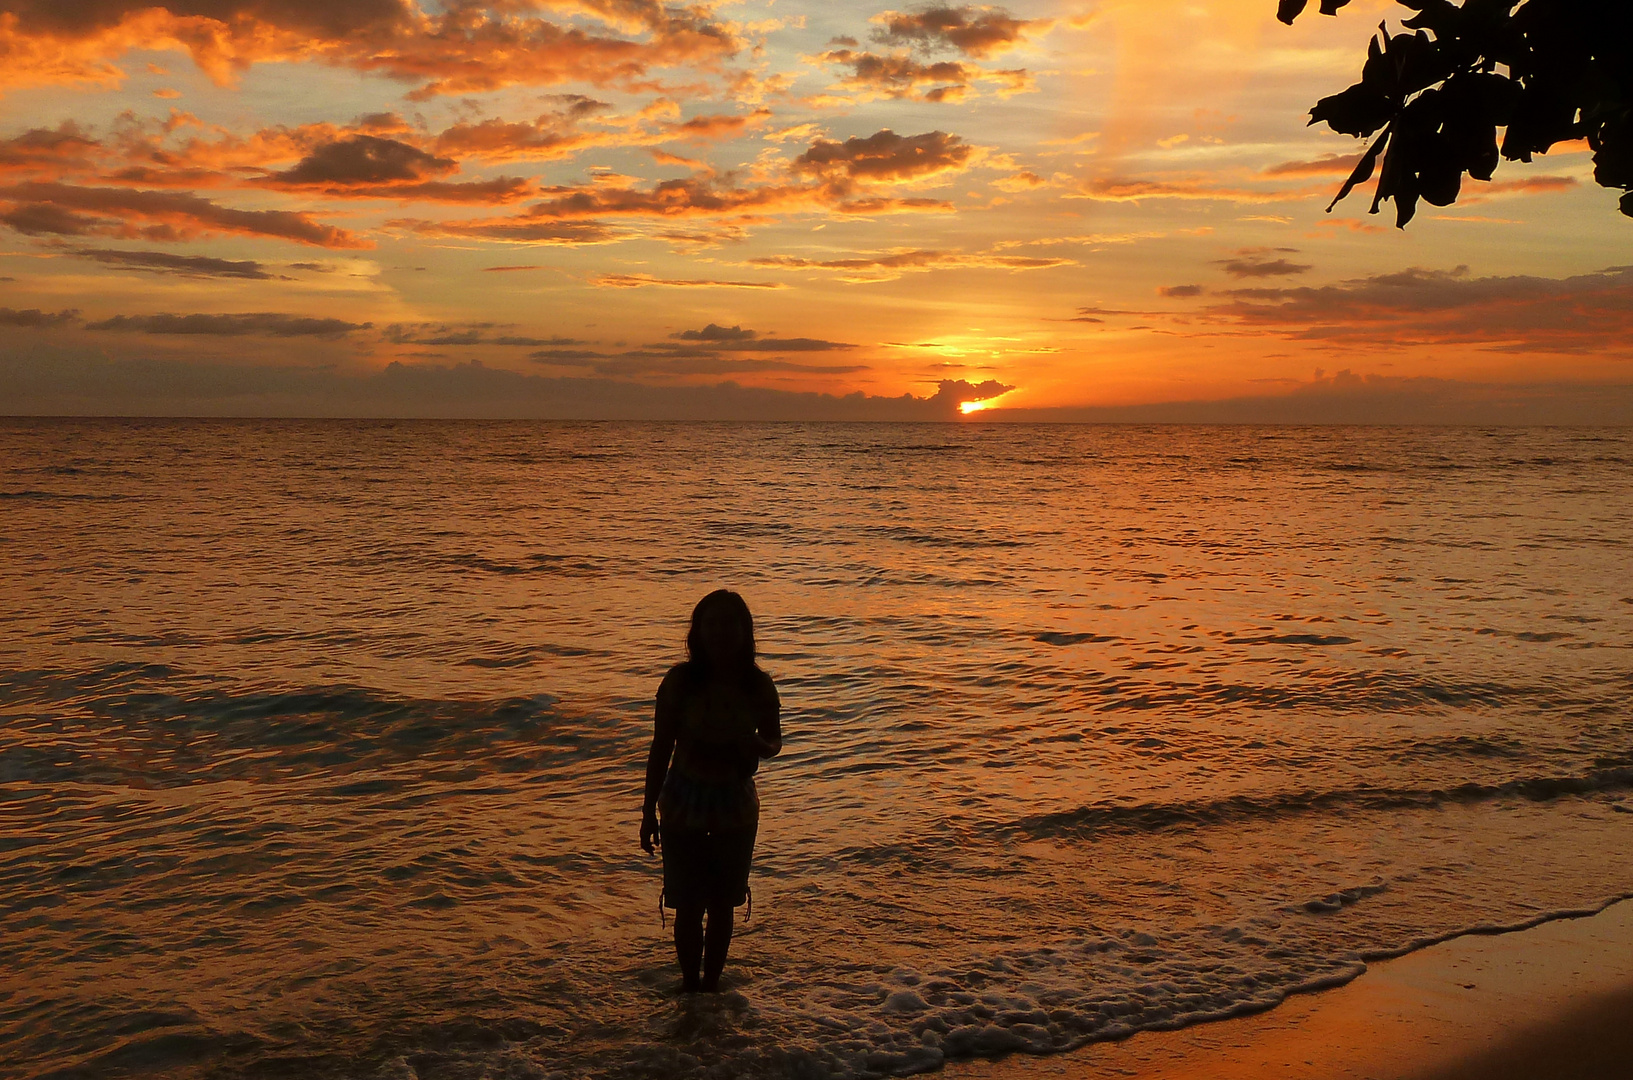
[950,897,1633,1080]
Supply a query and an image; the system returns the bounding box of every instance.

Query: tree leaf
[1310,83,1396,137]
[1327,126,1390,212]
[1276,0,1309,25]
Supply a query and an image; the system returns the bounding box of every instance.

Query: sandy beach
[951,897,1633,1080]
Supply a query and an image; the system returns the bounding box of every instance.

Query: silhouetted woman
[641,590,782,992]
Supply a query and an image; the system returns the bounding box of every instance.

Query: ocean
[3,419,1632,1080]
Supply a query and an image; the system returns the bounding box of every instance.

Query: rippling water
[3,419,1632,1080]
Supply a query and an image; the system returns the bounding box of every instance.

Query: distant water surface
[2,420,1632,1080]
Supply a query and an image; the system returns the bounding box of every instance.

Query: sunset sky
[1,0,1628,420]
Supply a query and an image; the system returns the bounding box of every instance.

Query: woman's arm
[641,669,680,852]
[751,676,782,760]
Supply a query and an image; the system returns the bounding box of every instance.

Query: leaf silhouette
[1279,0,1633,223]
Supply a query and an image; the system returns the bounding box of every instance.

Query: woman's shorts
[661,824,756,909]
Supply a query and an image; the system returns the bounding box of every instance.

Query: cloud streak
[86,312,371,336]
[0,306,78,327]
[70,247,276,278]
[750,246,1073,282]
[1199,266,1633,354]
[0,181,368,246]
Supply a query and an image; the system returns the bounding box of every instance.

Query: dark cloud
[384,322,583,347]
[0,182,368,247]
[272,136,456,186]
[490,335,580,347]
[392,217,615,244]
[0,121,100,175]
[976,372,1633,425]
[528,347,611,362]
[71,248,274,278]
[1077,176,1313,203]
[870,5,1037,58]
[669,323,855,350]
[674,323,757,341]
[1201,265,1633,354]
[1159,284,1205,298]
[86,312,370,336]
[1064,305,1145,323]
[0,353,1010,420]
[816,49,978,102]
[751,247,1071,282]
[541,353,870,377]
[262,136,532,203]
[793,129,973,181]
[0,0,411,39]
[590,273,787,289]
[1218,256,1313,278]
[0,201,102,235]
[0,306,79,327]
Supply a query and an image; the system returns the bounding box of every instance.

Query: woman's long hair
[685,589,758,676]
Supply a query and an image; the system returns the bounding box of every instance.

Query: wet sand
[951,897,1633,1080]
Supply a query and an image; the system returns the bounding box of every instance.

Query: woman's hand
[640,809,661,854]
[746,732,782,759]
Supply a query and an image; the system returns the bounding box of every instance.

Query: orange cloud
[991,169,1046,192]
[1467,175,1578,198]
[432,103,611,163]
[0,1,742,98]
[665,107,773,142]
[0,122,99,177]
[397,128,974,242]
[0,181,369,246]
[1262,153,1362,177]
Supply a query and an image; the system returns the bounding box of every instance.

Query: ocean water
[3,419,1632,1080]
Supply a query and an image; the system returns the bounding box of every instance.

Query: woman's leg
[700,903,734,991]
[673,903,705,991]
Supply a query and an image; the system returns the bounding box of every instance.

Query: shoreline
[948,896,1633,1080]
